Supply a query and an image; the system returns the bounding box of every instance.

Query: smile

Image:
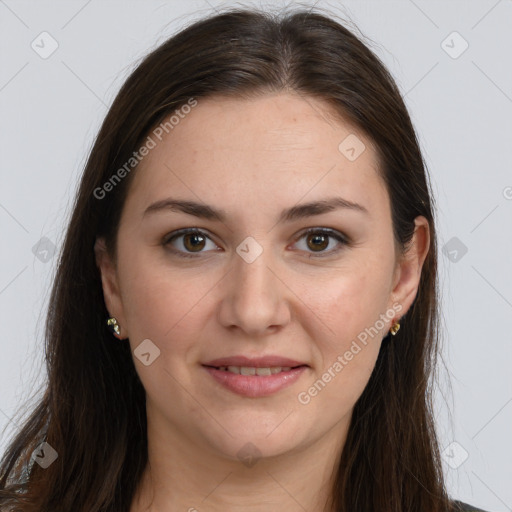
[202,364,308,397]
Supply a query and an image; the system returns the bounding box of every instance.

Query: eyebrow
[143,196,369,223]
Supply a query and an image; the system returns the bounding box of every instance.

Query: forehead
[127,93,388,217]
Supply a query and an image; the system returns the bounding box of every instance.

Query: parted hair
[0,7,456,512]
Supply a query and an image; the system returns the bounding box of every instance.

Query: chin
[198,418,309,462]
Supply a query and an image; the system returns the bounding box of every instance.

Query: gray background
[1,1,511,510]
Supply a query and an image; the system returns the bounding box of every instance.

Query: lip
[202,355,308,368]
[202,365,308,398]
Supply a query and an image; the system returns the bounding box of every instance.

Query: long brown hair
[0,7,455,511]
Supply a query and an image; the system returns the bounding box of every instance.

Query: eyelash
[162,227,349,259]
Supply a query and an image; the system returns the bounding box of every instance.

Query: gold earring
[390,320,400,336]
[106,317,121,336]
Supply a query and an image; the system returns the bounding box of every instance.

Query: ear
[389,216,430,319]
[94,237,128,339]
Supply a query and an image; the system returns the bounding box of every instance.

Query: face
[96,92,429,462]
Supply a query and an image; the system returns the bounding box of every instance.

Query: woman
[0,7,491,512]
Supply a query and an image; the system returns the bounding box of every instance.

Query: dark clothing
[453,499,492,512]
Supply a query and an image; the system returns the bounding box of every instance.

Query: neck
[130,406,349,512]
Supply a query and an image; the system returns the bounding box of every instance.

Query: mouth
[202,355,308,369]
[202,364,308,376]
[201,363,309,397]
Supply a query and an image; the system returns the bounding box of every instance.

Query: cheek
[301,275,386,415]
[117,258,213,399]
[315,261,392,341]
[116,246,209,348]
[302,257,392,391]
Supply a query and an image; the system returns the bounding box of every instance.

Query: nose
[217,246,291,336]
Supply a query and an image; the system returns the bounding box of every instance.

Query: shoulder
[452,499,493,512]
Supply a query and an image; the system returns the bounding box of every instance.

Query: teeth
[272,366,292,373]
[217,366,294,375]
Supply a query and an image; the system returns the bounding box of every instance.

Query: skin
[95,92,430,512]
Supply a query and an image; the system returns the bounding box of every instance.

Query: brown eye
[306,232,329,252]
[294,228,348,257]
[163,229,218,258]
[183,232,206,252]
